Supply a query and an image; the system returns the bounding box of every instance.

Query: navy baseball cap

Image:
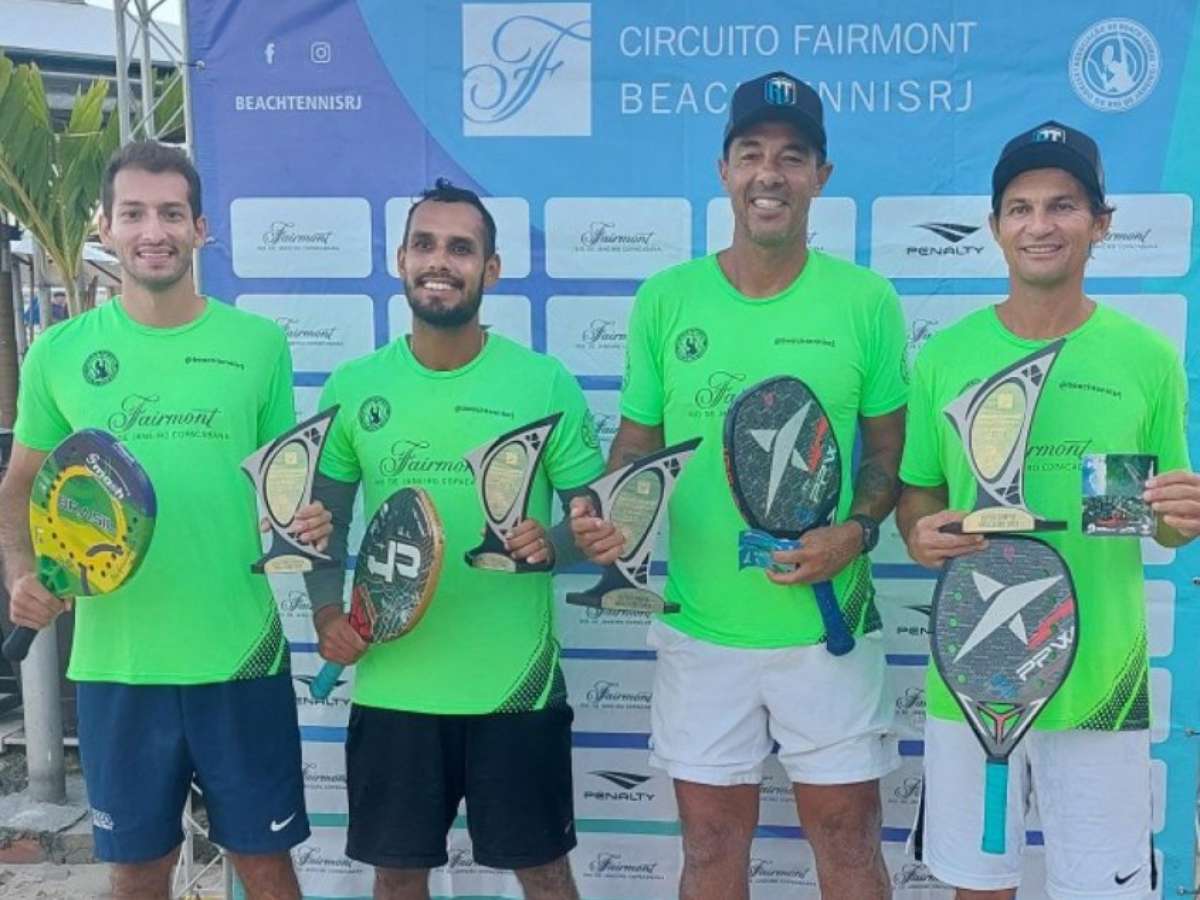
[724,71,826,157]
[992,120,1105,212]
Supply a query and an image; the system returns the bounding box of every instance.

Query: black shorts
[345,703,576,870]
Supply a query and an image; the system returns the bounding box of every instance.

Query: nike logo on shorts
[1114,868,1140,885]
[270,812,298,833]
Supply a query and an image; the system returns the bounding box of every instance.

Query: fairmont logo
[579,318,627,347]
[894,862,946,888]
[587,852,661,878]
[276,316,340,344]
[379,440,471,480]
[694,371,746,411]
[107,395,221,436]
[895,686,926,721]
[584,680,651,707]
[892,776,922,801]
[293,846,356,871]
[279,590,311,613]
[578,221,659,251]
[301,762,346,789]
[748,858,815,884]
[260,221,336,248]
[907,221,985,256]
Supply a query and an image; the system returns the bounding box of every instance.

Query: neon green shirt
[621,251,909,647]
[14,298,295,684]
[901,304,1189,730]
[318,334,604,714]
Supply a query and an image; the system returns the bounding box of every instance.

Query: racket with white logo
[723,376,854,655]
[4,430,156,662]
[309,486,443,700]
[931,536,1077,854]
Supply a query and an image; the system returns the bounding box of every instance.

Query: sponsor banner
[758,755,801,827]
[563,656,655,733]
[555,576,660,651]
[881,755,925,830]
[236,294,374,371]
[461,3,592,137]
[1148,581,1175,658]
[888,664,928,741]
[231,197,372,278]
[583,389,621,458]
[545,197,691,279]
[293,386,323,423]
[883,848,954,896]
[871,196,1002,277]
[431,831,522,897]
[388,293,532,347]
[546,295,633,376]
[301,740,349,815]
[291,649,354,726]
[705,196,857,260]
[572,746,678,820]
[875,511,912,566]
[746,837,821,896]
[385,195,532,279]
[292,829,373,898]
[572,832,680,898]
[1151,667,1170,744]
[876,579,935,658]
[1092,195,1192,277]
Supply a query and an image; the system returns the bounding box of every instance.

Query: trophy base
[566,586,679,614]
[464,549,552,574]
[253,552,341,575]
[941,509,1068,535]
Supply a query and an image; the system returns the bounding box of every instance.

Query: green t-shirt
[901,304,1189,731]
[621,251,909,647]
[318,333,604,715]
[14,298,296,684]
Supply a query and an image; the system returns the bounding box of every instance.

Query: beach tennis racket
[723,376,853,655]
[931,536,1077,854]
[4,429,156,662]
[309,486,443,700]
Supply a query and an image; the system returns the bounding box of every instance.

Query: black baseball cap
[992,120,1105,212]
[724,71,826,157]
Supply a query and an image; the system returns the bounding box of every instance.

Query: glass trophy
[241,406,341,573]
[942,341,1067,534]
[565,438,701,613]
[464,412,561,572]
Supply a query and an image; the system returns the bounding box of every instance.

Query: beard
[404,272,485,328]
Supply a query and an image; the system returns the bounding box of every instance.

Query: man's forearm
[896,483,949,545]
[0,478,35,592]
[849,453,901,522]
[606,418,665,473]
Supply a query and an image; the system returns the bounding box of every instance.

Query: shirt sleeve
[13,330,72,451]
[544,362,606,491]
[860,280,909,417]
[316,373,363,483]
[257,332,297,445]
[1145,351,1190,474]
[899,349,947,488]
[619,284,665,427]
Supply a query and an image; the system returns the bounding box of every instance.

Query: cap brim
[724,107,826,155]
[992,144,1102,206]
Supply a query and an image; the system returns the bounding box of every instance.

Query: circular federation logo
[358,396,391,432]
[581,414,599,449]
[1069,18,1160,112]
[82,351,119,386]
[674,328,708,363]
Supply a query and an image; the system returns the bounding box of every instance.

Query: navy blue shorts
[77,674,310,863]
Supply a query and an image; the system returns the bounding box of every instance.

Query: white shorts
[646,619,898,786]
[918,717,1153,898]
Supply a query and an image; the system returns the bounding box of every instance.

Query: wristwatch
[848,514,881,553]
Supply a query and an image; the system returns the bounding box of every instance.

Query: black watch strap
[849,513,880,553]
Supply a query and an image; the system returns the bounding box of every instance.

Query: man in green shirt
[898,121,1200,898]
[572,71,907,899]
[308,179,604,900]
[0,142,330,899]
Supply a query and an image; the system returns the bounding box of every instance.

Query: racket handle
[981,758,1009,854]
[309,662,346,700]
[2,626,38,663]
[812,581,855,657]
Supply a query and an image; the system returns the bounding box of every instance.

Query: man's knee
[375,866,430,891]
[798,782,884,867]
[514,855,578,900]
[111,850,178,898]
[680,812,756,868]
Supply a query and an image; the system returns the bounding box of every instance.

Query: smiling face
[990,168,1110,290]
[719,119,832,250]
[99,167,206,293]
[398,200,500,328]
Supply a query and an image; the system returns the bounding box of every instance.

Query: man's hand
[1145,470,1200,540]
[904,509,985,568]
[569,496,624,565]
[8,573,71,630]
[766,522,861,585]
[506,518,554,566]
[261,501,333,551]
[314,606,367,666]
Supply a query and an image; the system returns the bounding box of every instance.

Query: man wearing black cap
[572,71,907,898]
[898,121,1200,898]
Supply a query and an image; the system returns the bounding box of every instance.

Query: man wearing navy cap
[898,121,1200,898]
[573,71,907,898]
